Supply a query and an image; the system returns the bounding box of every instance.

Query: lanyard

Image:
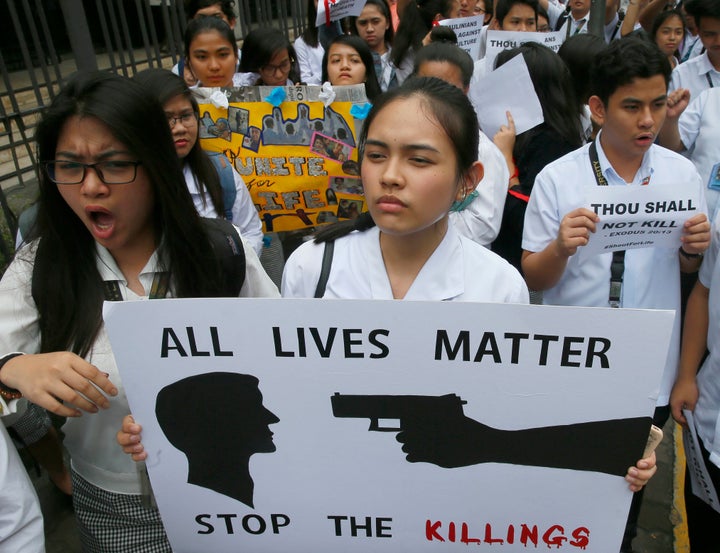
[681,36,699,63]
[706,73,715,89]
[589,141,625,308]
[103,272,170,302]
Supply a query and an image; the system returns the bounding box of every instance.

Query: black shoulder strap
[202,217,247,297]
[314,240,335,298]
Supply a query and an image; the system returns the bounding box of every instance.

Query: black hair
[353,0,395,47]
[478,0,493,21]
[495,0,539,27]
[31,71,232,357]
[321,35,383,101]
[536,3,550,28]
[496,42,583,156]
[314,77,479,243]
[684,0,720,27]
[392,0,457,67]
[412,41,474,88]
[184,16,238,84]
[300,0,320,48]
[239,27,299,85]
[133,68,225,217]
[428,25,458,44]
[650,8,685,56]
[185,0,236,22]
[558,33,607,104]
[589,36,671,105]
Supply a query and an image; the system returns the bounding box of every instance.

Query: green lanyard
[103,272,170,301]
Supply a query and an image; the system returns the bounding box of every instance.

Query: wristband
[0,354,23,400]
[679,246,702,259]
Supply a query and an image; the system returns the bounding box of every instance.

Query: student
[238,28,299,86]
[670,206,720,550]
[391,0,461,85]
[282,77,524,301]
[354,0,397,91]
[411,42,510,248]
[651,9,685,69]
[321,35,383,101]
[184,16,240,87]
[133,68,264,255]
[490,42,584,272]
[173,0,239,86]
[295,0,325,84]
[658,85,720,219]
[522,37,709,414]
[669,0,720,98]
[521,37,709,550]
[0,71,278,552]
[0,422,44,552]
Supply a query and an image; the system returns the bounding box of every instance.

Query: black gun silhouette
[331,393,466,431]
[330,392,652,476]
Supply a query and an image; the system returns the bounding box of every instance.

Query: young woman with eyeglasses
[0,71,278,552]
[238,27,300,86]
[133,68,263,254]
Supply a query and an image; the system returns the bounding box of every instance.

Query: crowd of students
[1,0,720,550]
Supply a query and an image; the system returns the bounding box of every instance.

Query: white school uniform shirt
[678,87,720,219]
[0,423,44,552]
[669,51,720,100]
[294,36,324,85]
[449,130,509,246]
[183,162,264,255]
[693,212,720,468]
[281,225,529,303]
[0,240,279,495]
[522,134,706,405]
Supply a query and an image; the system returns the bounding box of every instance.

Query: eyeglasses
[43,160,142,185]
[167,111,198,128]
[260,59,292,75]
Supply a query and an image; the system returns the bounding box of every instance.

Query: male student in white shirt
[669,0,720,98]
[521,36,710,551]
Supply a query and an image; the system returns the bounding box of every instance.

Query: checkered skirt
[71,470,171,552]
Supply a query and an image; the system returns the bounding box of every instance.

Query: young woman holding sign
[184,16,240,88]
[0,71,278,552]
[118,78,658,504]
[322,35,383,101]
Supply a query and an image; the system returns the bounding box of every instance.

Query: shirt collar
[697,51,720,76]
[593,130,655,186]
[94,242,163,286]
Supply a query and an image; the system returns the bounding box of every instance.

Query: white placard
[484,30,566,71]
[438,15,484,60]
[105,299,674,553]
[683,409,720,513]
[580,184,702,257]
[471,54,543,139]
[316,0,365,26]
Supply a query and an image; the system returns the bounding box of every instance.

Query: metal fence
[0,0,306,263]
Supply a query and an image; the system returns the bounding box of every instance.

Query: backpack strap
[314,240,335,298]
[201,217,246,296]
[206,151,238,222]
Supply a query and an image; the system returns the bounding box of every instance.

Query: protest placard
[580,184,702,257]
[105,298,674,552]
[197,84,368,232]
[484,29,565,71]
[438,15,484,60]
[316,0,366,25]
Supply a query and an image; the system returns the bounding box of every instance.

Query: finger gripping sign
[198,84,368,232]
[105,299,674,552]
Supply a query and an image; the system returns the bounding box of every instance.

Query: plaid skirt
[71,470,171,553]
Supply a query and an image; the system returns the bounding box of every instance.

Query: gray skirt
[71,470,171,553]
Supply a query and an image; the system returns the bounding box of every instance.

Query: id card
[709,162,720,191]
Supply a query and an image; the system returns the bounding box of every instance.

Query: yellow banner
[198,85,367,233]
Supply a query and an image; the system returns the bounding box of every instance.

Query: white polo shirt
[678,87,720,219]
[282,225,528,303]
[669,51,720,100]
[522,134,706,405]
[695,212,720,468]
